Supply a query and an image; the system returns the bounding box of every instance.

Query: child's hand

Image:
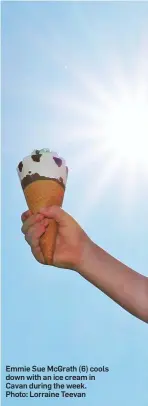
[21,211,49,264]
[21,206,90,270]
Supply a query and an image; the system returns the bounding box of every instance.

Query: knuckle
[24,229,32,245]
[21,225,24,234]
[21,212,26,221]
[21,210,29,222]
[31,240,38,248]
[24,234,30,245]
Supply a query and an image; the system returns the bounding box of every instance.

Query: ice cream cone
[17,149,68,265]
[24,179,64,264]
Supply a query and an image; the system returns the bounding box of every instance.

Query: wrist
[76,236,96,275]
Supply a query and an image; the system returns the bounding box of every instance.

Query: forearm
[77,240,148,323]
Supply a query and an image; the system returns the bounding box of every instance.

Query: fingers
[39,206,67,224]
[31,246,45,265]
[21,210,32,223]
[21,213,44,235]
[25,218,49,248]
[21,210,50,265]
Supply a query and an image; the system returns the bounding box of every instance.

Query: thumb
[39,205,66,224]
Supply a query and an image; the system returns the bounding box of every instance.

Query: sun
[46,52,148,216]
[103,94,148,167]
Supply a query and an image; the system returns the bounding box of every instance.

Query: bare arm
[21,207,148,323]
[77,240,148,323]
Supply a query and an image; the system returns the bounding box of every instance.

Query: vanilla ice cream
[17,148,68,191]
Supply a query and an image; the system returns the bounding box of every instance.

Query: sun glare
[44,47,148,215]
[103,95,148,165]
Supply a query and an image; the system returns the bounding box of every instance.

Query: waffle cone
[24,179,64,265]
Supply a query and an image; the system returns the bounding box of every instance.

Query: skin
[21,206,148,323]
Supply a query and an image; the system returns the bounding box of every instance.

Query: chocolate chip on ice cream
[18,161,23,172]
[53,157,62,167]
[31,154,42,162]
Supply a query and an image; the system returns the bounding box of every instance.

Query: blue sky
[2,1,148,405]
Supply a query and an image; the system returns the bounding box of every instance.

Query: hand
[21,206,90,271]
[21,211,49,264]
